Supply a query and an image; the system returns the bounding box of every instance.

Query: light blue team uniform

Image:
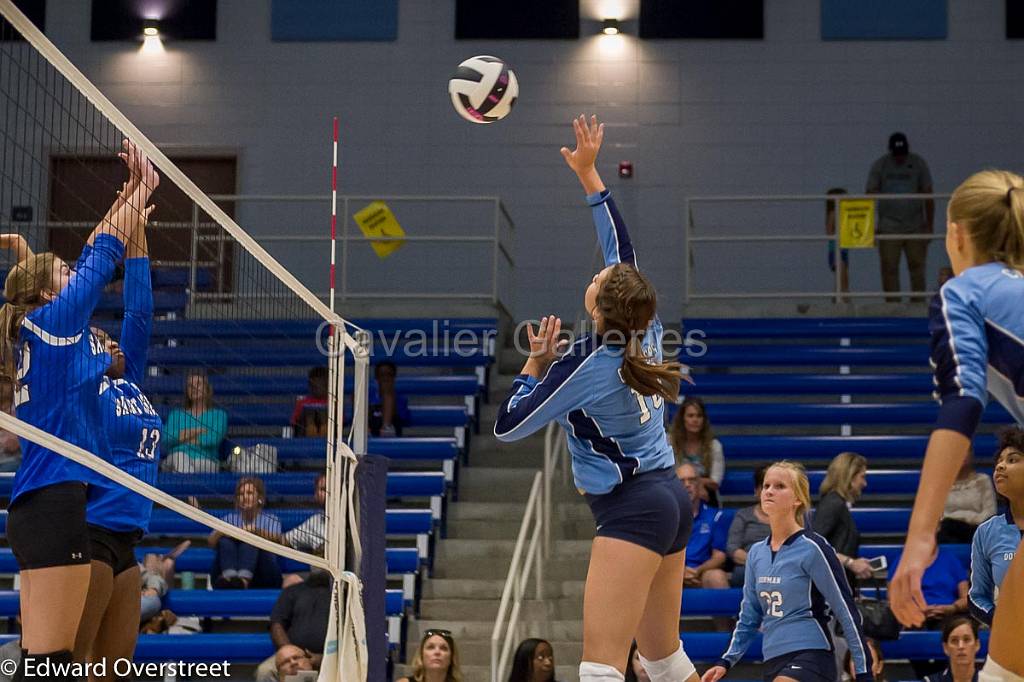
[931,262,1024,628]
[718,530,873,681]
[494,189,675,495]
[10,234,124,503]
[969,511,1022,626]
[81,248,162,534]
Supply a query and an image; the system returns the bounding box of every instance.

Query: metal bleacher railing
[684,192,951,301]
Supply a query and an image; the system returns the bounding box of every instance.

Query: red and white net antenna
[330,116,339,314]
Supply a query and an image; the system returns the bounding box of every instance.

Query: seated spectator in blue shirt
[209,476,283,589]
[369,361,410,437]
[677,462,728,588]
[922,616,981,682]
[887,542,969,626]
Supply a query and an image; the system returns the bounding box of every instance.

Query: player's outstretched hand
[560,114,604,176]
[888,530,934,628]
[701,665,727,682]
[526,315,568,369]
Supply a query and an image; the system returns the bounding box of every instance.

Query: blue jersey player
[969,428,1024,626]
[0,140,157,679]
[887,171,1024,682]
[703,462,873,682]
[495,115,695,682]
[72,146,162,670]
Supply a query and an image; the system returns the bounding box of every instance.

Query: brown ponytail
[949,170,1024,269]
[595,263,683,403]
[0,253,57,405]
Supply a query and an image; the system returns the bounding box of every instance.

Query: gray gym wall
[40,0,1024,321]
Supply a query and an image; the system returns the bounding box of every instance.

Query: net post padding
[0,0,357,352]
[0,411,332,569]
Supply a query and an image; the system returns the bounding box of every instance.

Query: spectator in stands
[677,462,729,588]
[255,569,332,682]
[370,361,409,437]
[825,187,850,299]
[726,464,771,587]
[397,629,463,682]
[938,449,996,543]
[291,366,329,437]
[284,473,327,554]
[164,370,228,473]
[210,476,283,589]
[813,452,874,582]
[139,540,190,632]
[866,131,935,302]
[669,397,725,501]
[507,638,557,682]
[624,641,651,682]
[888,541,969,626]
[844,638,886,682]
[274,645,315,682]
[922,616,981,682]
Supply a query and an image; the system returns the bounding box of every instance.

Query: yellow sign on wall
[838,199,875,249]
[353,201,406,259]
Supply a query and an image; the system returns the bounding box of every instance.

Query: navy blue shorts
[584,467,693,556]
[763,649,838,682]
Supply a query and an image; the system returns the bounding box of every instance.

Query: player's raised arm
[560,115,638,269]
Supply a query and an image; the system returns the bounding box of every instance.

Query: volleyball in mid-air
[448,55,518,124]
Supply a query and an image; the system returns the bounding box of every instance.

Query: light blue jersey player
[495,115,696,682]
[888,170,1024,682]
[705,462,872,682]
[969,428,1024,626]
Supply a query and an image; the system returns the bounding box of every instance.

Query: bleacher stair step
[418,597,582,621]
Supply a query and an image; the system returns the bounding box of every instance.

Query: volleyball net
[0,1,367,677]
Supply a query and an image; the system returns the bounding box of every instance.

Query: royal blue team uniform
[969,510,1022,626]
[6,234,124,569]
[82,247,162,574]
[494,189,692,555]
[718,530,873,682]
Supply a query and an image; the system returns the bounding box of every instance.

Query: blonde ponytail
[949,170,1024,269]
[0,253,57,404]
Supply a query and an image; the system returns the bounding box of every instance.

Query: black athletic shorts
[763,649,838,682]
[7,482,91,570]
[585,467,693,556]
[88,524,143,575]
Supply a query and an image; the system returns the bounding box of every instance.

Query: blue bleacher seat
[686,345,929,367]
[861,544,971,570]
[227,437,460,462]
[0,547,418,576]
[161,403,468,429]
[146,346,491,368]
[97,318,497,341]
[683,317,928,339]
[668,402,1011,425]
[682,373,934,396]
[717,434,998,461]
[719,469,972,497]
[143,374,480,398]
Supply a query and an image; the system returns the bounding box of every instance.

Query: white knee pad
[579,661,625,682]
[638,642,697,682]
[982,657,1024,682]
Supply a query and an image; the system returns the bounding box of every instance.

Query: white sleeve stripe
[802,537,869,673]
[21,318,83,347]
[493,343,602,439]
[601,202,622,264]
[940,288,966,397]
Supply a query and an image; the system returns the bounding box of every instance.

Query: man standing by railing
[866,131,935,302]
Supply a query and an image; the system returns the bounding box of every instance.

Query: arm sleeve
[717,558,763,668]
[805,540,873,682]
[929,283,988,437]
[709,439,725,484]
[120,257,153,385]
[493,349,602,442]
[74,244,93,272]
[587,190,637,269]
[726,510,748,556]
[33,233,124,337]
[195,409,228,448]
[271,586,296,627]
[968,528,995,625]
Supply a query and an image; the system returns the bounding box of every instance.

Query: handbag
[856,584,901,640]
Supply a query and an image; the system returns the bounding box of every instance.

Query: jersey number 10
[630,389,663,424]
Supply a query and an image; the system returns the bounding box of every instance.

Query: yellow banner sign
[353,201,406,259]
[839,199,875,249]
